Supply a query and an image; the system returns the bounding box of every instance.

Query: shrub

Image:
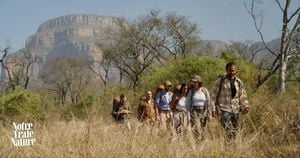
[140,54,258,94]
[0,87,45,121]
[71,94,98,119]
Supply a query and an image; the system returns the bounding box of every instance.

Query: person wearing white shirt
[170,83,190,133]
[186,75,211,140]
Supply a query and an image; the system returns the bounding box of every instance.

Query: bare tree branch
[274,0,285,12]
[244,1,277,56]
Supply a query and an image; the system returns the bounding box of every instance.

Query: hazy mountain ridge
[1,14,119,80]
[25,14,117,60]
[1,14,282,81]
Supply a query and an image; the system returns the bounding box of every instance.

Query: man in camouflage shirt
[111,94,131,124]
[211,62,249,139]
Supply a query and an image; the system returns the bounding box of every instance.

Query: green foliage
[140,54,258,94]
[99,84,137,110]
[0,87,45,121]
[140,56,225,91]
[67,84,137,119]
[71,94,99,119]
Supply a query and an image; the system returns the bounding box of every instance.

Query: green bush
[71,94,98,119]
[140,54,258,94]
[140,56,225,91]
[0,87,45,121]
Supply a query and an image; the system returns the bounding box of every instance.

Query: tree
[0,48,37,90]
[88,57,111,85]
[42,57,91,105]
[162,12,200,58]
[244,0,300,93]
[100,10,200,90]
[225,40,267,63]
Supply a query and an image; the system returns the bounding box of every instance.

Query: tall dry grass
[0,90,299,158]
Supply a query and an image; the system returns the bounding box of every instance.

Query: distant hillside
[1,14,118,80]
[1,14,283,82]
[249,38,280,66]
[26,14,118,61]
[198,40,228,56]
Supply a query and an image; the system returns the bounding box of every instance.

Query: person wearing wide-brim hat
[191,75,203,83]
[155,80,174,130]
[186,75,211,140]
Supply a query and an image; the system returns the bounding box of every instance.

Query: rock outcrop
[1,14,117,80]
[26,14,117,61]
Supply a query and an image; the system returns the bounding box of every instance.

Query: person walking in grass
[138,90,157,124]
[155,81,173,130]
[187,75,211,140]
[211,62,249,140]
[170,83,190,133]
[111,94,131,124]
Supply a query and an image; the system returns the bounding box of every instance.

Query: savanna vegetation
[0,2,299,157]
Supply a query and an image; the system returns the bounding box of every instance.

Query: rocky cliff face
[26,14,117,61]
[1,14,117,80]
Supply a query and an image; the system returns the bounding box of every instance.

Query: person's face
[226,65,237,78]
[182,86,188,94]
[192,81,200,89]
[120,97,127,104]
[165,85,171,91]
[146,91,152,100]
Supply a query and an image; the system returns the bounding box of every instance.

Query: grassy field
[0,91,299,158]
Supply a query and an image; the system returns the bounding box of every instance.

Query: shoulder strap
[236,78,242,88]
[216,75,225,104]
[202,87,209,96]
[187,88,195,112]
[190,88,195,103]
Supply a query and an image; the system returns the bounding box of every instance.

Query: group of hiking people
[111,62,249,140]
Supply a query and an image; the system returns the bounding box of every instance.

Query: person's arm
[153,105,161,121]
[137,100,143,113]
[137,100,144,120]
[185,91,192,113]
[203,88,211,115]
[210,78,221,117]
[154,92,161,119]
[155,92,161,108]
[239,82,249,114]
[170,95,179,111]
[124,102,131,114]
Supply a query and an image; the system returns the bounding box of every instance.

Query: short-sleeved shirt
[138,99,156,120]
[155,91,173,111]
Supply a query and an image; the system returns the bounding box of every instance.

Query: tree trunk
[279,57,287,93]
[277,0,290,93]
[119,68,123,84]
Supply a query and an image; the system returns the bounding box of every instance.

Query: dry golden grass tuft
[0,91,299,158]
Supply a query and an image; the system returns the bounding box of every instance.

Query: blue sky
[0,0,296,51]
